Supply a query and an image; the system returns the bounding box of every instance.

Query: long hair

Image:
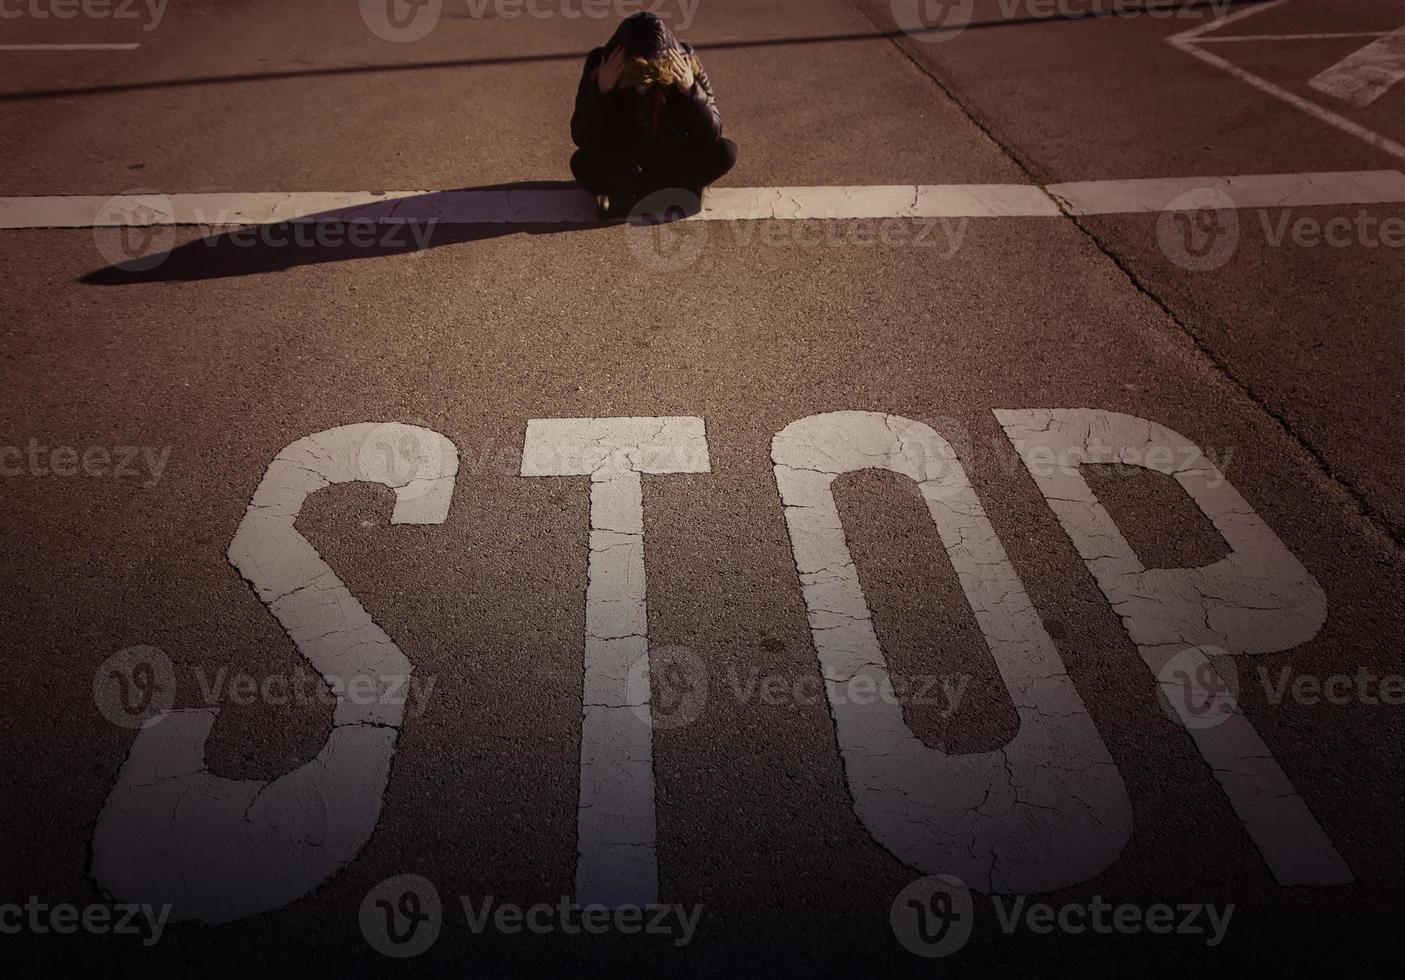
[619,52,702,133]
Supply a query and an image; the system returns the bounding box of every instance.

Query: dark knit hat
[608,12,678,58]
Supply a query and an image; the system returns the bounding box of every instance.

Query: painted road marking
[1051,170,1405,214]
[92,423,460,923]
[1194,32,1393,44]
[0,42,140,50]
[1168,1,1405,161]
[0,186,1057,226]
[995,409,1351,886]
[90,410,1350,922]
[3,172,1404,230]
[521,417,711,908]
[772,412,1131,894]
[1309,26,1405,107]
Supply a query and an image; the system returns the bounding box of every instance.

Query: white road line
[1169,0,1291,44]
[0,186,1060,227]
[1194,32,1392,43]
[1309,27,1405,107]
[1049,170,1405,214]
[707,184,1060,218]
[3,172,1403,230]
[1168,1,1405,161]
[0,43,140,50]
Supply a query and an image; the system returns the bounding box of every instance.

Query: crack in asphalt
[847,0,1404,553]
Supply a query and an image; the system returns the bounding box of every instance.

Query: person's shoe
[595,194,639,221]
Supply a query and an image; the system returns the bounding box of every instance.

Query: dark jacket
[570,15,723,159]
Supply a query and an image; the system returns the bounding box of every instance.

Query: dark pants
[571,138,738,198]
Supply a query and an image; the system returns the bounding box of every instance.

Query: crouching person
[570,12,738,220]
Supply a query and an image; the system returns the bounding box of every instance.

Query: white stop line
[0,43,140,50]
[2,171,1404,229]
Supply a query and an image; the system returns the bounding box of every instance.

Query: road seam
[846,0,1403,552]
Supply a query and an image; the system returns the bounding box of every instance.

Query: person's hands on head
[666,49,695,91]
[596,45,627,93]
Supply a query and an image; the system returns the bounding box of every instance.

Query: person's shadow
[80,180,690,285]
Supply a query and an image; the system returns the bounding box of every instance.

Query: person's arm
[675,44,723,146]
[571,47,607,150]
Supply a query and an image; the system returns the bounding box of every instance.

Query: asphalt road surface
[2,0,1403,975]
